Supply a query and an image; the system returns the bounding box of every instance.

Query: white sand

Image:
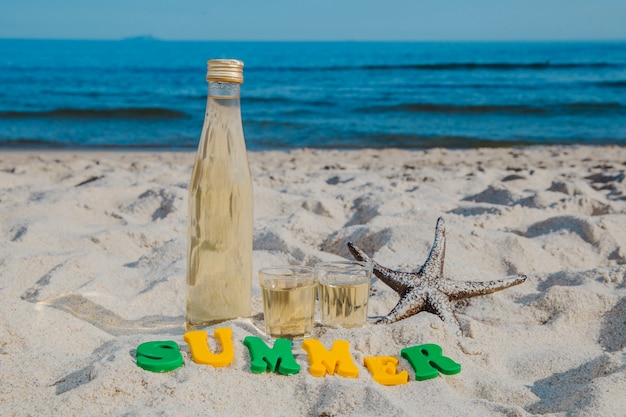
[1,146,625,417]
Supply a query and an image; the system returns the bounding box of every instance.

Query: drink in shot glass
[258,266,316,340]
[315,261,372,328]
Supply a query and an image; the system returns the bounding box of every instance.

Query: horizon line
[1,36,626,43]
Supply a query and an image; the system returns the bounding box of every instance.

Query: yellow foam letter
[184,328,234,367]
[364,356,409,386]
[302,339,358,378]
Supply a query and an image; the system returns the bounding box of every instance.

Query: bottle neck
[208,82,240,99]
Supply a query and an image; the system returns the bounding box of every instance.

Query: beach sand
[1,146,625,417]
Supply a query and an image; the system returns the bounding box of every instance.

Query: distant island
[121,35,160,42]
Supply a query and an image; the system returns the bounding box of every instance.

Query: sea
[0,39,625,150]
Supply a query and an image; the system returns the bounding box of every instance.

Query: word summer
[136,328,461,385]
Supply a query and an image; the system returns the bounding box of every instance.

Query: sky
[1,0,626,41]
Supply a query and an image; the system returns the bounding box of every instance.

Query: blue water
[1,39,625,150]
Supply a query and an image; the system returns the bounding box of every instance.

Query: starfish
[348,217,527,334]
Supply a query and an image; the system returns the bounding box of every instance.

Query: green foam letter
[401,343,461,381]
[136,341,184,373]
[243,336,300,375]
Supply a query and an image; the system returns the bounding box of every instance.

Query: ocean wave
[0,137,195,149]
[361,62,620,71]
[595,80,626,88]
[248,133,552,150]
[256,62,622,72]
[41,89,105,97]
[359,102,626,116]
[7,62,620,76]
[244,96,336,107]
[0,107,190,120]
[349,134,549,149]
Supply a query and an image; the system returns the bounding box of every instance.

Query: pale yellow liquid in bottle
[261,283,316,339]
[318,280,370,328]
[186,95,253,329]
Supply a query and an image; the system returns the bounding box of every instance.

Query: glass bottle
[186,59,253,330]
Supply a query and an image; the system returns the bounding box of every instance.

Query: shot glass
[258,266,316,340]
[315,261,373,328]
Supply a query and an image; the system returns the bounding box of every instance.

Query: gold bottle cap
[206,59,244,84]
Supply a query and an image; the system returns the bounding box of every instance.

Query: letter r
[401,343,461,381]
